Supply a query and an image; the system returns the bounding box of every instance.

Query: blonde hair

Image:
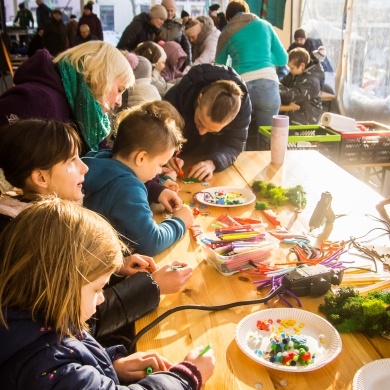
[53,41,135,109]
[0,198,125,339]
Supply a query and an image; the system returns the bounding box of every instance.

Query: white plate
[235,308,342,372]
[353,359,390,390]
[194,186,256,207]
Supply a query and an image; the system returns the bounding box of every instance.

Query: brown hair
[113,101,186,158]
[198,80,243,123]
[0,119,82,189]
[134,41,166,65]
[288,47,310,67]
[225,0,250,21]
[0,198,124,338]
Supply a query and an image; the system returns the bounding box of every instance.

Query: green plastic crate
[258,125,341,160]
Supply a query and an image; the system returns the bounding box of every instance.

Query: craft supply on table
[198,228,278,275]
[194,187,256,207]
[235,308,342,372]
[271,115,289,165]
[198,344,213,356]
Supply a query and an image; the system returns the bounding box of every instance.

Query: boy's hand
[158,188,182,212]
[162,178,179,193]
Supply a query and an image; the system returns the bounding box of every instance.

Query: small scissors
[321,240,344,252]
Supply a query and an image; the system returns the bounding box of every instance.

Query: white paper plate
[353,359,390,390]
[235,308,342,372]
[194,186,256,207]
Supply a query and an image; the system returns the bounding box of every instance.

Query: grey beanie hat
[149,5,168,20]
[133,56,152,79]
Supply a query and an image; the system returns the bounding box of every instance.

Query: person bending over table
[164,63,252,181]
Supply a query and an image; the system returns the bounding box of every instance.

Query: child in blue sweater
[83,101,194,256]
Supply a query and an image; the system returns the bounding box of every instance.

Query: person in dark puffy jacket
[117,5,167,51]
[0,198,215,389]
[280,47,325,125]
[164,63,251,181]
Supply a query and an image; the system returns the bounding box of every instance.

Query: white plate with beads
[194,186,256,207]
[235,308,342,372]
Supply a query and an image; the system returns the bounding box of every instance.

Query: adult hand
[152,262,192,294]
[161,167,177,181]
[158,188,183,212]
[118,254,158,276]
[183,345,216,384]
[166,156,184,176]
[188,160,216,181]
[113,351,173,382]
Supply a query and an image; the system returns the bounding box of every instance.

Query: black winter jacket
[164,64,251,171]
[280,62,325,125]
[117,12,161,51]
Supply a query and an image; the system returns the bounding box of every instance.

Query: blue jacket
[82,150,185,256]
[164,64,252,171]
[0,308,201,389]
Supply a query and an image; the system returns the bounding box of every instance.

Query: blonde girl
[0,198,215,388]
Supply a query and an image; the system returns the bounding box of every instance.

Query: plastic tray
[198,232,279,276]
[258,125,341,160]
[335,121,390,164]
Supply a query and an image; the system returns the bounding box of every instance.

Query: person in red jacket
[77,2,103,41]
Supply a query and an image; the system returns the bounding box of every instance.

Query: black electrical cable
[129,284,286,352]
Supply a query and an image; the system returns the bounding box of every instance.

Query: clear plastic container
[198,232,279,276]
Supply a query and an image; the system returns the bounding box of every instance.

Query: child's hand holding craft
[172,204,194,228]
[152,262,193,294]
[158,188,183,212]
[120,254,158,275]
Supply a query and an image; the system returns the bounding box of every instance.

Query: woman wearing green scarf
[0,41,134,153]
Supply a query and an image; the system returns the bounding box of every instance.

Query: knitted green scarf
[57,59,110,151]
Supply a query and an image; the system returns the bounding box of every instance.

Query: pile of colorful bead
[205,191,244,205]
[245,318,326,367]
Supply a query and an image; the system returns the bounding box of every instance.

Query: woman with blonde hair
[0,41,134,153]
[0,198,215,388]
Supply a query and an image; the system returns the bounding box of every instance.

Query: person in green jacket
[215,0,288,127]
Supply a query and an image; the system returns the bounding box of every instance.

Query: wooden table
[136,151,389,389]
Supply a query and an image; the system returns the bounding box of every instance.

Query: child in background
[124,52,161,108]
[279,47,324,125]
[0,118,193,349]
[160,40,187,82]
[134,40,174,97]
[0,198,215,389]
[83,101,194,256]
